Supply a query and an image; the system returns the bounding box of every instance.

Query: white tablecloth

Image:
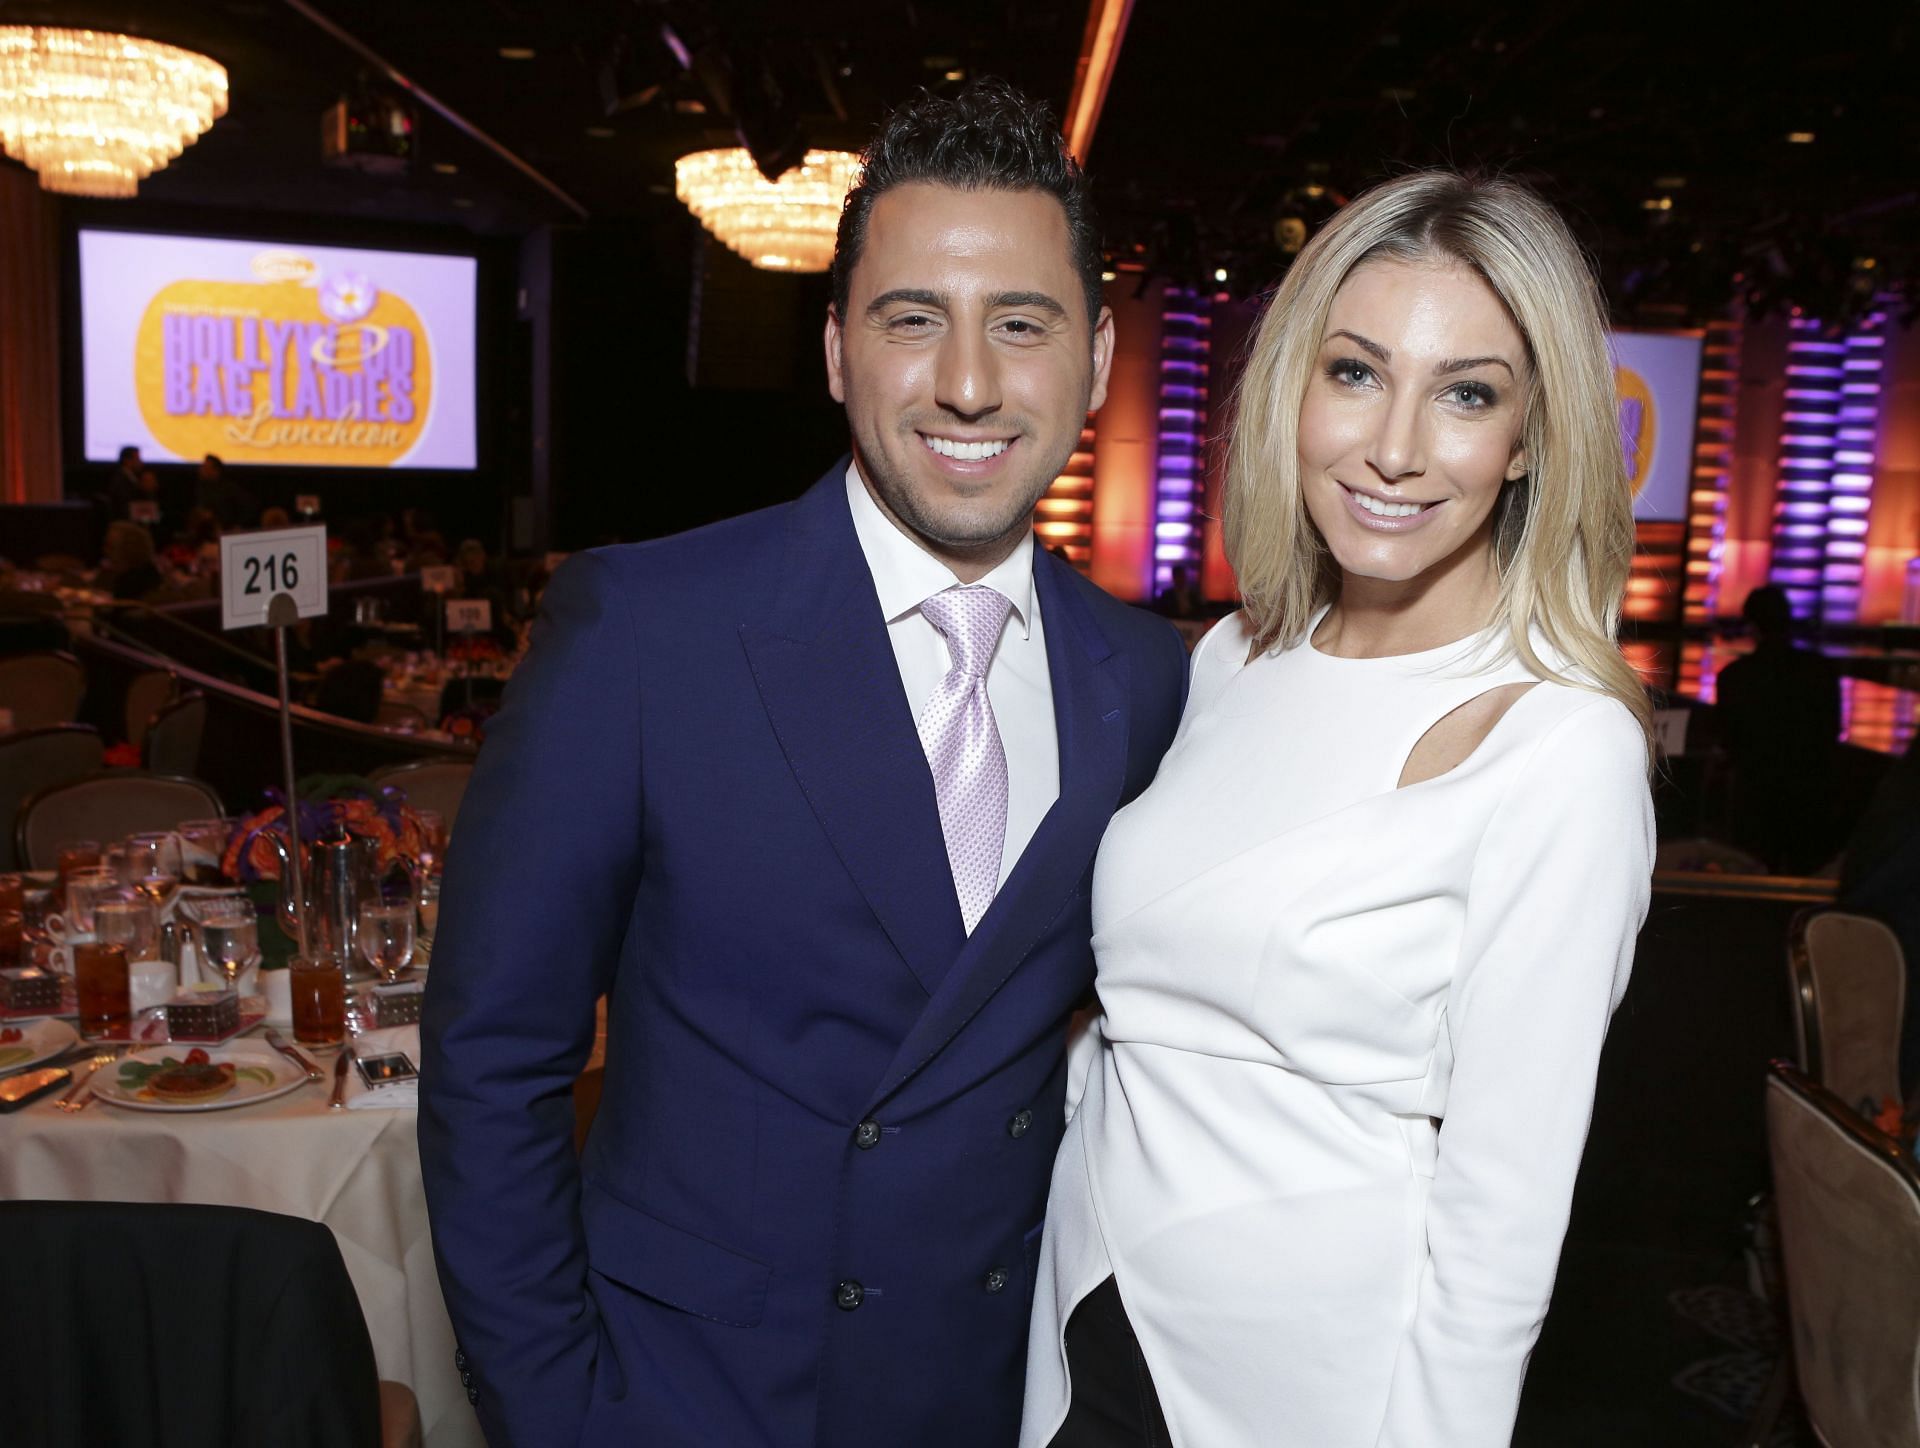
[0,1043,483,1448]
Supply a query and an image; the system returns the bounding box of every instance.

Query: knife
[328,1048,351,1110]
[263,1028,325,1084]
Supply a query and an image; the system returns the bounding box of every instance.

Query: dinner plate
[91,1043,307,1113]
[0,1017,79,1074]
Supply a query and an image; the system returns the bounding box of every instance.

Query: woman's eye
[1327,358,1374,387]
[1446,381,1495,408]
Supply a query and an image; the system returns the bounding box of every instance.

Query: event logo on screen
[133,250,434,467]
[1616,365,1656,497]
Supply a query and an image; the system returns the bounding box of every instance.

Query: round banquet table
[0,1044,483,1448]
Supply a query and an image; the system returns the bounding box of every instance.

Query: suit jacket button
[854,1119,882,1150]
[466,1385,479,1404]
[454,1348,467,1371]
[983,1266,1010,1294]
[834,1279,865,1311]
[1008,1109,1033,1139]
[460,1370,473,1389]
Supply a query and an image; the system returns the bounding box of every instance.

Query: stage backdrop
[78,230,477,470]
[1612,329,1704,523]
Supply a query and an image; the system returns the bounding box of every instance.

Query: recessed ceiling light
[432,162,458,174]
[1100,270,1116,282]
[1213,267,1229,283]
[498,47,535,60]
[674,98,707,115]
[585,126,615,138]
[944,69,965,82]
[1787,131,1815,143]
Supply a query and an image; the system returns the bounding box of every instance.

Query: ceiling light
[1641,197,1673,211]
[674,147,861,273]
[674,98,706,115]
[498,47,536,60]
[1101,270,1117,282]
[944,69,965,82]
[585,126,615,138]
[0,25,228,197]
[432,161,458,174]
[1787,131,1815,143]
[1213,267,1229,282]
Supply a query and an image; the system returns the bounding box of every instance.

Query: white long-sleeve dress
[1021,609,1653,1448]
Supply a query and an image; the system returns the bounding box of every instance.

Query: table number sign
[420,565,457,594]
[219,525,328,631]
[446,599,491,634]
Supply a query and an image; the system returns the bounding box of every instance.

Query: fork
[54,1052,119,1113]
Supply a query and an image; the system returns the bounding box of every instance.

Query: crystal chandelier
[0,26,228,198]
[674,148,861,273]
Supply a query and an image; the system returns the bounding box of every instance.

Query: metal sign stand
[267,592,311,960]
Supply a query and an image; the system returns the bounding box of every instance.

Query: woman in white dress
[1022,170,1655,1448]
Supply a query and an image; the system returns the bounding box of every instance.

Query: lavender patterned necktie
[917,585,1014,934]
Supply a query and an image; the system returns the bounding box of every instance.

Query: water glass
[194,899,260,992]
[94,895,160,962]
[356,901,415,984]
[412,809,447,875]
[123,833,183,905]
[177,818,231,886]
[59,868,122,936]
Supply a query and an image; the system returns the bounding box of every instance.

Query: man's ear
[1087,304,1115,413]
[824,307,847,404]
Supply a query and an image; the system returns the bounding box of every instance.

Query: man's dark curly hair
[830,78,1104,331]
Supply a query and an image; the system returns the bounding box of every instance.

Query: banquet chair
[371,757,474,833]
[0,647,85,729]
[0,1201,422,1448]
[1743,1062,1920,1448]
[143,689,208,776]
[0,724,102,871]
[1787,908,1906,1117]
[16,768,224,870]
[123,666,179,750]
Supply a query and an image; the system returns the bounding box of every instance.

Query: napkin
[345,1023,421,1110]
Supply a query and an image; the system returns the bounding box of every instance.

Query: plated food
[92,1043,306,1113]
[0,1018,80,1074]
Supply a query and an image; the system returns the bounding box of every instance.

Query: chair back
[17,770,223,870]
[370,758,474,833]
[1788,908,1907,1114]
[0,649,85,729]
[143,690,207,777]
[1765,1061,1920,1448]
[0,1201,380,1448]
[0,725,103,871]
[123,668,178,750]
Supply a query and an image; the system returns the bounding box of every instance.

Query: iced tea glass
[290,957,347,1046]
[75,940,130,1039]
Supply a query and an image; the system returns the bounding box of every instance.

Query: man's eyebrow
[866,288,948,315]
[989,290,1068,318]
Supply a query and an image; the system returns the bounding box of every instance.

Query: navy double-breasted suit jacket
[419,463,1189,1447]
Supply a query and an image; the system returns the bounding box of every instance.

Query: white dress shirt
[845,463,1059,890]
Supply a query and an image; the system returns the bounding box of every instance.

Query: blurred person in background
[193,453,256,529]
[1715,585,1841,873]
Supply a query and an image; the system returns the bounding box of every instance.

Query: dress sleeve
[1376,697,1653,1447]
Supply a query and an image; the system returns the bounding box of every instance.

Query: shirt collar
[844,462,1035,639]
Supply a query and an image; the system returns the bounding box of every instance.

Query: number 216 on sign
[220,525,329,631]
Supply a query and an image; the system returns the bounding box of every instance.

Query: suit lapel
[865,551,1131,1110]
[739,470,966,997]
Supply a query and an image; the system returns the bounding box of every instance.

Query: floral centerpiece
[222,774,429,883]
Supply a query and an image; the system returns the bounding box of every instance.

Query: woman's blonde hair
[1221,169,1650,746]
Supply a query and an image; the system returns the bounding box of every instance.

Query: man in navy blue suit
[420,79,1189,1448]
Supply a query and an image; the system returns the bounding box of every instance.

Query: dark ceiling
[5,0,1916,324]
